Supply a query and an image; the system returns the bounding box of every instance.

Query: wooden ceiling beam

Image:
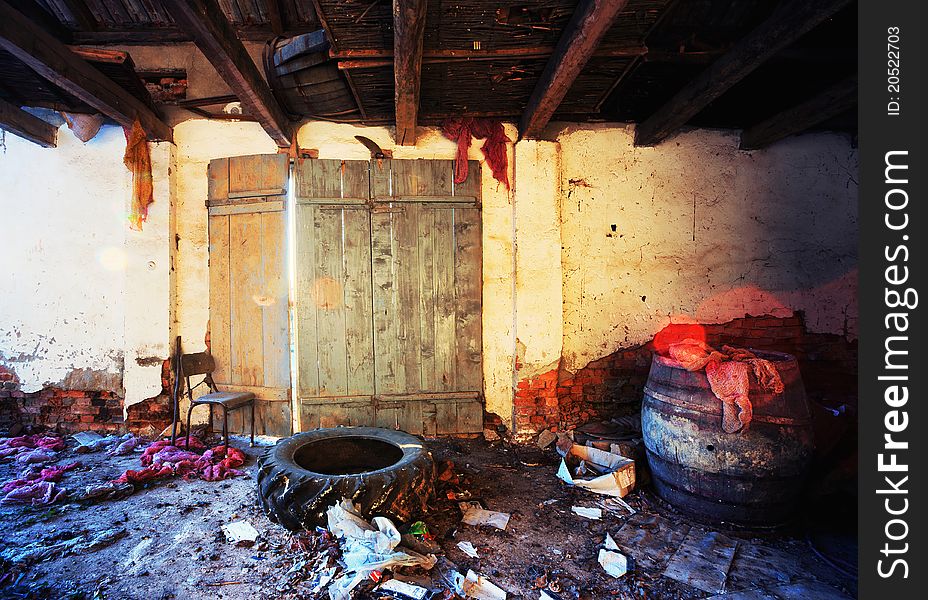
[162,0,292,147]
[740,75,857,150]
[72,25,317,45]
[519,0,631,139]
[0,1,172,141]
[393,0,427,146]
[634,0,853,146]
[0,98,58,147]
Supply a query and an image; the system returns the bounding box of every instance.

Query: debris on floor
[222,519,259,546]
[460,502,511,530]
[556,442,635,497]
[0,433,856,600]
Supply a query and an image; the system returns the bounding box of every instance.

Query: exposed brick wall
[513,312,857,436]
[0,359,174,435]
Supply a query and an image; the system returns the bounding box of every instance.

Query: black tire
[256,427,435,530]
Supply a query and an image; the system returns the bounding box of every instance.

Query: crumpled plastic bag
[326,498,437,600]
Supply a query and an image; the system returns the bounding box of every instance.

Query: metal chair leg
[222,405,230,454]
[250,401,255,447]
[185,402,194,449]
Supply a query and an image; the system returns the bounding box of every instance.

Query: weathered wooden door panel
[372,203,483,395]
[292,158,484,435]
[207,154,291,437]
[295,204,375,399]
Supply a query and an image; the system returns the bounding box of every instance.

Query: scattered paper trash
[461,505,511,531]
[571,506,602,520]
[598,548,629,578]
[222,520,259,547]
[556,443,635,497]
[377,579,430,600]
[540,591,563,600]
[605,532,620,551]
[457,541,480,558]
[326,498,437,600]
[598,496,636,516]
[458,569,507,600]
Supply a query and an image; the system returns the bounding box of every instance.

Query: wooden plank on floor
[208,214,232,384]
[663,529,739,595]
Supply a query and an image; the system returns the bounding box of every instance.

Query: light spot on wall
[98,246,127,271]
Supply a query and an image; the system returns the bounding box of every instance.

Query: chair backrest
[181,352,215,377]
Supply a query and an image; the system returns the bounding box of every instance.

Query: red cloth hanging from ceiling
[442,117,510,190]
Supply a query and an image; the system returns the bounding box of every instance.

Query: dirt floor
[0,432,856,600]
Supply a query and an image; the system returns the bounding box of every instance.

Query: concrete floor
[0,434,856,599]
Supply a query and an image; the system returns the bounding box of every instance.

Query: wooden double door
[207,155,484,437]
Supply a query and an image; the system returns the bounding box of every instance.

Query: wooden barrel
[642,350,814,526]
[264,31,357,119]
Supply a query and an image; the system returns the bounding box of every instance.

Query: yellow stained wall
[169,119,858,432]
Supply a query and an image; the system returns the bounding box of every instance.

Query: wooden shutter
[207,154,291,437]
[369,159,483,434]
[294,159,377,429]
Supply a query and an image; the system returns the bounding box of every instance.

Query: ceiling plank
[0,98,58,147]
[519,0,631,140]
[740,75,857,150]
[162,0,292,147]
[266,0,284,36]
[0,1,172,141]
[634,0,853,146]
[393,0,427,146]
[61,0,99,31]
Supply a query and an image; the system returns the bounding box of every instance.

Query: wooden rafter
[0,1,172,141]
[740,75,857,150]
[393,0,427,146]
[162,0,292,147]
[519,0,631,139]
[0,98,57,147]
[634,0,853,146]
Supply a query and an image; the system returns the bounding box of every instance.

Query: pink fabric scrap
[1,480,64,506]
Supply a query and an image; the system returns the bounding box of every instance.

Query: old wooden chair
[172,345,256,451]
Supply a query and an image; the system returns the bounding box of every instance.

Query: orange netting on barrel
[667,339,785,433]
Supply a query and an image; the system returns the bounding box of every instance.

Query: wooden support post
[740,75,857,150]
[393,0,427,145]
[634,0,852,146]
[0,98,57,147]
[0,1,172,141]
[519,0,630,140]
[162,0,292,147]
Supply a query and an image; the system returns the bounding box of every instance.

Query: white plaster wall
[513,141,564,379]
[0,125,174,401]
[555,124,858,374]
